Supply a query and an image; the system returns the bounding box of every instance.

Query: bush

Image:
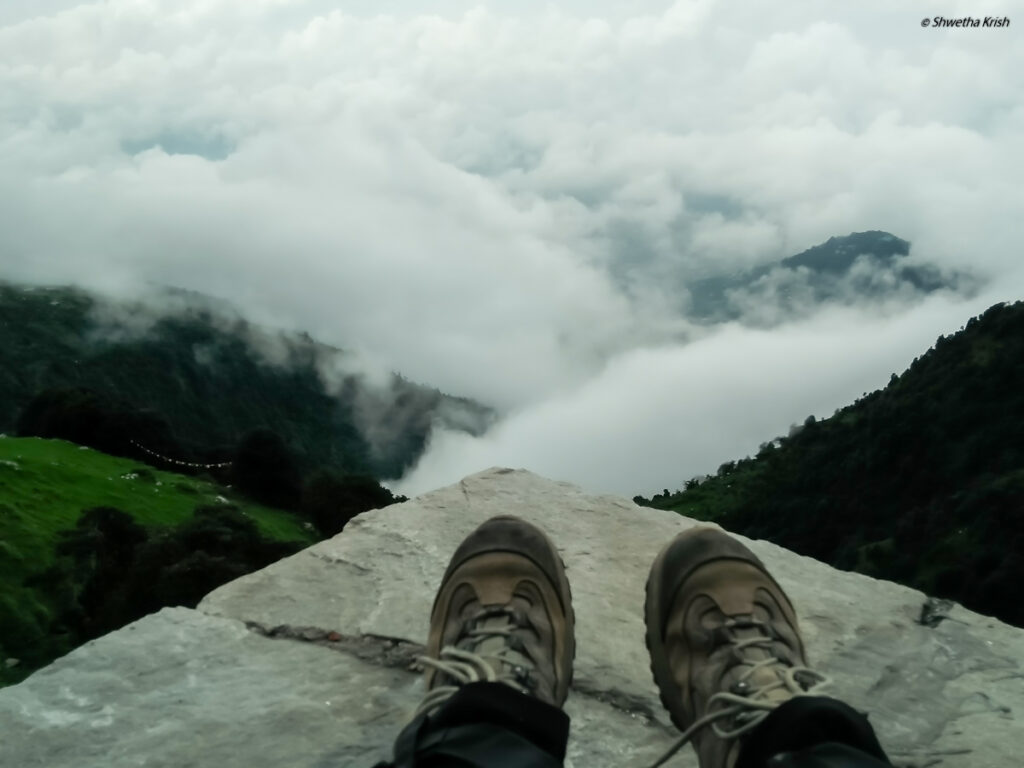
[43,504,304,642]
[231,429,302,509]
[302,470,406,537]
[16,387,184,464]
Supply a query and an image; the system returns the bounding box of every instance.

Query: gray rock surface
[2,468,1022,767]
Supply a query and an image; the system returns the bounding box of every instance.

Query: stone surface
[2,468,1022,767]
[0,607,415,767]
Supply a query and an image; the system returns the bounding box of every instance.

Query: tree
[16,388,106,446]
[301,469,405,537]
[46,505,303,641]
[16,387,184,464]
[54,507,149,638]
[231,429,302,509]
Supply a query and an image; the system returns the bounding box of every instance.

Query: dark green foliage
[51,506,149,639]
[17,388,106,446]
[17,387,186,464]
[638,301,1024,627]
[301,469,407,537]
[0,589,65,680]
[0,434,319,686]
[0,281,493,479]
[115,506,301,626]
[42,504,304,642]
[57,506,148,575]
[231,429,303,510]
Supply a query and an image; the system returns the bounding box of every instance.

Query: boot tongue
[468,614,513,656]
[724,623,792,705]
[461,612,535,686]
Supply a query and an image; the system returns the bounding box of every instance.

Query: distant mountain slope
[637,301,1024,627]
[0,281,493,478]
[687,230,972,323]
[779,230,910,273]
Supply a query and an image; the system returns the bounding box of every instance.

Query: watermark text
[921,16,1010,28]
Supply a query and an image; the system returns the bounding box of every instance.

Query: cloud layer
[1,0,1021,495]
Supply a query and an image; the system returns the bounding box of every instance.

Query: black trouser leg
[737,696,893,768]
[385,682,569,768]
[378,689,892,768]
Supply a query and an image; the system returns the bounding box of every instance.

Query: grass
[0,436,314,685]
[646,460,769,522]
[0,436,310,575]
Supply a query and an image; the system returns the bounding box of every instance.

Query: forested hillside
[637,301,1024,627]
[0,281,487,686]
[0,281,493,478]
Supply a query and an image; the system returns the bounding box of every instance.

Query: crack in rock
[244,621,669,722]
[245,621,423,670]
[307,551,372,572]
[563,680,666,725]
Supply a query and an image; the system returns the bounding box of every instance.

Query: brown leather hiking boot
[413,515,575,718]
[644,527,829,768]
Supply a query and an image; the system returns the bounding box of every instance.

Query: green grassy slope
[0,436,313,684]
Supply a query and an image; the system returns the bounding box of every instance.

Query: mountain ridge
[686,230,971,323]
[0,280,494,479]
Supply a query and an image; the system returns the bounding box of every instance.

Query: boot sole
[535,519,577,702]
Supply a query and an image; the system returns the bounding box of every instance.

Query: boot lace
[646,616,831,768]
[414,605,538,719]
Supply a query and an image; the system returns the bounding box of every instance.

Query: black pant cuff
[427,681,570,761]
[737,696,891,768]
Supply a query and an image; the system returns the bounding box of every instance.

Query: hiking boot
[644,527,829,768]
[413,515,575,719]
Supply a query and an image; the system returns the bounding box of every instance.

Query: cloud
[1,0,1021,494]
[394,290,1009,497]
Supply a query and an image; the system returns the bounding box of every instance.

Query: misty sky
[2,0,1021,497]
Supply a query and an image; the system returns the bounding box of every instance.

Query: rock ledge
[1,468,1021,766]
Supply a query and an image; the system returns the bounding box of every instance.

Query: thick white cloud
[393,289,1013,497]
[1,0,1021,494]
